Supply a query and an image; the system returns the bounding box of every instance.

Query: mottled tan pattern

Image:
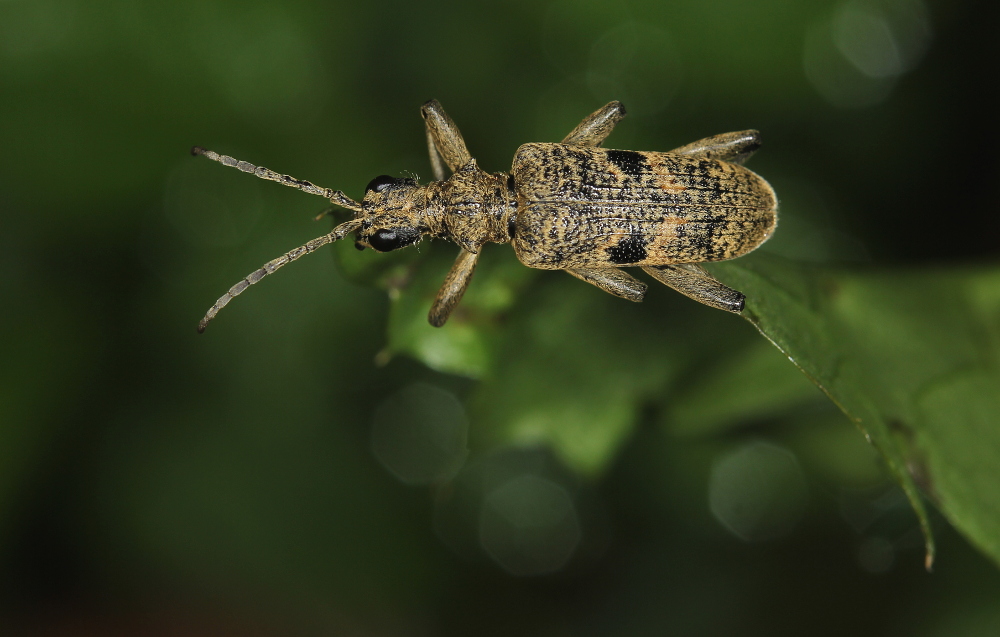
[510,144,776,269]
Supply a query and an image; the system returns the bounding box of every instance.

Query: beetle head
[354,174,428,252]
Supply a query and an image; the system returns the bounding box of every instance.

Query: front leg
[428,248,481,327]
[421,100,474,179]
[669,130,762,165]
[426,127,448,182]
[561,101,627,147]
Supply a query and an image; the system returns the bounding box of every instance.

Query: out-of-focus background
[2,0,999,634]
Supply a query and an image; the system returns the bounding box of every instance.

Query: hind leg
[669,130,762,165]
[642,263,744,313]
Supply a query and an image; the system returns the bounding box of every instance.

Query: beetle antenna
[197,218,363,333]
[191,146,363,213]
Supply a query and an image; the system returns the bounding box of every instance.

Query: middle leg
[561,101,627,147]
[566,267,647,302]
[669,130,762,165]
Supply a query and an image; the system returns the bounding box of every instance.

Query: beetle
[193,100,776,332]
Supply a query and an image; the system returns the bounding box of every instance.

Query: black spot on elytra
[607,233,649,264]
[606,150,647,179]
[694,222,719,260]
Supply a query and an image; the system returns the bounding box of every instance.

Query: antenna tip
[197,320,208,334]
[191,146,206,157]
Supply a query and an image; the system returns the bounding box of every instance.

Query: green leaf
[334,238,537,378]
[709,254,1000,569]
[664,337,825,437]
[468,274,750,476]
[359,236,1000,570]
[469,279,679,475]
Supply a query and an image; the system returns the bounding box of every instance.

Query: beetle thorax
[425,161,517,253]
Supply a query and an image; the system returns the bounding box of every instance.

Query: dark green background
[2,0,999,634]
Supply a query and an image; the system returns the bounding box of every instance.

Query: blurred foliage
[2,0,1000,635]
[717,255,1000,567]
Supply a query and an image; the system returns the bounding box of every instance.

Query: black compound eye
[368,228,419,252]
[365,175,401,194]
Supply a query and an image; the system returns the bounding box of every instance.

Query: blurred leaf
[469,280,675,475]
[709,254,1000,569]
[783,406,889,491]
[335,239,537,378]
[467,274,751,476]
[357,238,1000,571]
[664,337,825,436]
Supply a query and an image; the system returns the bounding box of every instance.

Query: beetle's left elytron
[193,100,776,332]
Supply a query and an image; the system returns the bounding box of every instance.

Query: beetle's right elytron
[194,100,776,332]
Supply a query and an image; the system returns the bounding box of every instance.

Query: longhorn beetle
[193,100,776,332]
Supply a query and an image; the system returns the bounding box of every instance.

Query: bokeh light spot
[586,21,682,118]
[803,0,932,108]
[188,5,331,124]
[371,383,469,485]
[709,440,808,542]
[478,474,581,576]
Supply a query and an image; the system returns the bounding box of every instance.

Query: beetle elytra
[193,100,776,332]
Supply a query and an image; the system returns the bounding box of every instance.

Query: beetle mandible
[193,100,776,332]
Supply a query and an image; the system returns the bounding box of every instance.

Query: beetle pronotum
[193,100,776,332]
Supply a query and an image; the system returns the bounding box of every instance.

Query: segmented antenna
[190,146,363,212]
[197,219,363,333]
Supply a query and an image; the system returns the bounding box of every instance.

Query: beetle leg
[428,248,481,327]
[566,267,647,302]
[561,101,627,147]
[669,130,762,165]
[426,127,448,182]
[642,263,744,313]
[421,100,474,175]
